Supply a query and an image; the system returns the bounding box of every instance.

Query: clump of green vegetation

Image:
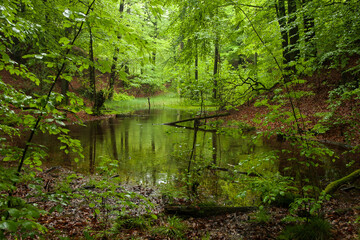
[113,215,153,231]
[251,207,271,223]
[113,92,135,102]
[278,217,332,240]
[151,216,188,239]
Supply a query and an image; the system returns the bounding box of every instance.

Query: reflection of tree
[109,118,119,160]
[188,119,199,172]
[122,120,130,160]
[89,122,96,174]
[212,132,217,164]
[88,121,105,174]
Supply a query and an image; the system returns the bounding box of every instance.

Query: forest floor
[12,166,359,240]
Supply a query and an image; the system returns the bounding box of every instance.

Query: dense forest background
[0,0,359,239]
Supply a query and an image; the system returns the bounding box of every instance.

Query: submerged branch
[161,113,230,126]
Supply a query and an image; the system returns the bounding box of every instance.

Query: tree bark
[288,0,300,62]
[108,0,125,99]
[161,112,230,126]
[302,0,316,59]
[195,46,199,82]
[276,0,290,64]
[165,205,257,218]
[324,169,360,195]
[88,23,97,113]
[213,36,220,100]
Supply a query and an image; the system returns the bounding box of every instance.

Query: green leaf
[8,208,21,218]
[59,37,70,45]
[0,220,18,232]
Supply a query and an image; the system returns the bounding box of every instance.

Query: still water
[40,109,272,185]
[38,108,357,201]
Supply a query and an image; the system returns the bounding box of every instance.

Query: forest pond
[37,109,355,203]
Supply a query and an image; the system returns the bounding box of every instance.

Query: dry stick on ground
[17,0,96,174]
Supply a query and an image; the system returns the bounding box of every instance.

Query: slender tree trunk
[195,50,199,81]
[108,0,125,99]
[123,2,131,75]
[61,6,73,105]
[302,0,316,59]
[288,0,300,62]
[89,24,97,112]
[276,0,290,64]
[108,50,119,100]
[276,0,289,64]
[213,37,220,100]
[152,19,158,69]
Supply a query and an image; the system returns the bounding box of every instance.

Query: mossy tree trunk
[324,169,360,195]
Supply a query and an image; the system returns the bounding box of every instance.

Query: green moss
[324,169,360,195]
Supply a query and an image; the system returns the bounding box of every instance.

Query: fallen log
[170,124,217,132]
[161,112,230,126]
[198,165,261,177]
[164,205,257,218]
[324,169,360,195]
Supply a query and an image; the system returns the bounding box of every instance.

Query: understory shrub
[151,216,188,239]
[278,217,332,240]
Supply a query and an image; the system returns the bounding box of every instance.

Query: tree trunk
[276,0,290,64]
[288,0,300,62]
[195,47,199,81]
[61,78,69,105]
[108,50,119,100]
[152,19,158,69]
[108,0,125,99]
[165,205,257,218]
[213,37,220,100]
[89,24,97,113]
[302,0,316,59]
[324,169,360,195]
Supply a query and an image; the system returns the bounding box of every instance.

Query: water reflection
[39,109,271,186]
[37,109,358,193]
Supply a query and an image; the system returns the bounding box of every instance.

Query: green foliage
[278,217,332,240]
[0,168,47,239]
[112,92,135,102]
[55,173,78,193]
[1,0,359,237]
[151,216,187,240]
[113,215,153,231]
[96,155,119,176]
[250,207,271,224]
[159,181,189,204]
